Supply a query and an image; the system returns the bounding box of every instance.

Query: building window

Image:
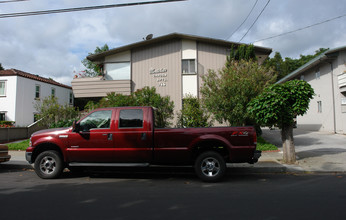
[182,59,196,74]
[69,92,73,105]
[0,81,6,96]
[315,69,320,79]
[51,88,56,97]
[104,62,131,80]
[35,85,40,99]
[317,101,322,113]
[0,112,5,121]
[34,113,40,122]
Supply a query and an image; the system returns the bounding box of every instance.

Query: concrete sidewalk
[259,128,346,173]
[4,128,346,174]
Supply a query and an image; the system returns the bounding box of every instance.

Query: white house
[0,69,73,127]
[277,46,346,134]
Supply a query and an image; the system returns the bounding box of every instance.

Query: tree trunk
[281,124,296,164]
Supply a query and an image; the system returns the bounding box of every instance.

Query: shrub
[176,95,212,128]
[34,96,79,128]
[84,86,175,128]
[0,121,15,128]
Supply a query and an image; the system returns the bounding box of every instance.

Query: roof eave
[87,33,272,62]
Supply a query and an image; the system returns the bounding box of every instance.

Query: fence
[0,121,46,143]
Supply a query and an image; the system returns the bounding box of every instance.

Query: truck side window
[79,110,112,131]
[119,109,143,128]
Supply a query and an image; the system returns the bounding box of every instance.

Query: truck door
[113,108,153,162]
[67,109,115,162]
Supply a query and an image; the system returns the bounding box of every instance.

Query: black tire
[34,151,64,179]
[194,151,226,182]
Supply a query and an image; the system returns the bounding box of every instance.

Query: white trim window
[104,62,131,80]
[0,81,6,96]
[315,69,320,79]
[182,59,196,74]
[35,84,41,99]
[0,112,5,121]
[317,101,322,113]
[69,92,73,105]
[51,88,56,97]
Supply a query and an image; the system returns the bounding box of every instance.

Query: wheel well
[192,140,229,161]
[32,143,63,163]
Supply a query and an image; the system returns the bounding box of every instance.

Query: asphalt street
[1,163,346,220]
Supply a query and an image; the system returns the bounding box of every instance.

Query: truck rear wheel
[195,151,226,182]
[34,150,63,179]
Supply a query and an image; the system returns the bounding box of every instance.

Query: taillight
[253,131,257,145]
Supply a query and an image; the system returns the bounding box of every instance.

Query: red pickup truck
[26,106,260,182]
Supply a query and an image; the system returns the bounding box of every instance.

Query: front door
[67,109,115,162]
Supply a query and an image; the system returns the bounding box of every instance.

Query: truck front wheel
[34,151,64,179]
[195,151,226,182]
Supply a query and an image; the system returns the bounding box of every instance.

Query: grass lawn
[7,139,30,151]
[257,136,278,151]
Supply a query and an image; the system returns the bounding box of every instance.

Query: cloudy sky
[1,0,345,85]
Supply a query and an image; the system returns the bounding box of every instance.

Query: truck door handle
[141,133,147,140]
[103,133,113,141]
[108,134,113,141]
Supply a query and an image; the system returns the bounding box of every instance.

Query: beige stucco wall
[131,39,232,126]
[132,39,183,115]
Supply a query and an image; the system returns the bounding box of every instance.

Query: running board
[69,162,150,167]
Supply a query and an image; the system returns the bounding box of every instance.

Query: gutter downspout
[328,60,337,134]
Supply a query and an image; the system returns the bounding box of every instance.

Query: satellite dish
[145,34,153,40]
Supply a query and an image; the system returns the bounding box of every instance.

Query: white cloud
[0,0,345,85]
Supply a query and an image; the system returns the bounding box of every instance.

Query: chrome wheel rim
[201,157,220,177]
[39,156,56,175]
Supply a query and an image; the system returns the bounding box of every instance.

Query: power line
[0,0,186,18]
[239,0,270,42]
[226,0,259,40]
[0,0,28,3]
[253,13,346,43]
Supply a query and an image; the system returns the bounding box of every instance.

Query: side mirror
[72,120,80,132]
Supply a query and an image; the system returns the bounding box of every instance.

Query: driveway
[261,128,346,172]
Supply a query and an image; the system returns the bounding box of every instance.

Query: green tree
[82,44,109,77]
[0,63,4,71]
[264,48,329,80]
[133,87,174,128]
[201,59,276,126]
[176,95,213,128]
[35,96,79,128]
[85,87,174,128]
[227,44,257,65]
[247,80,314,163]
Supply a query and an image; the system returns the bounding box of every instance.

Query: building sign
[150,68,168,87]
